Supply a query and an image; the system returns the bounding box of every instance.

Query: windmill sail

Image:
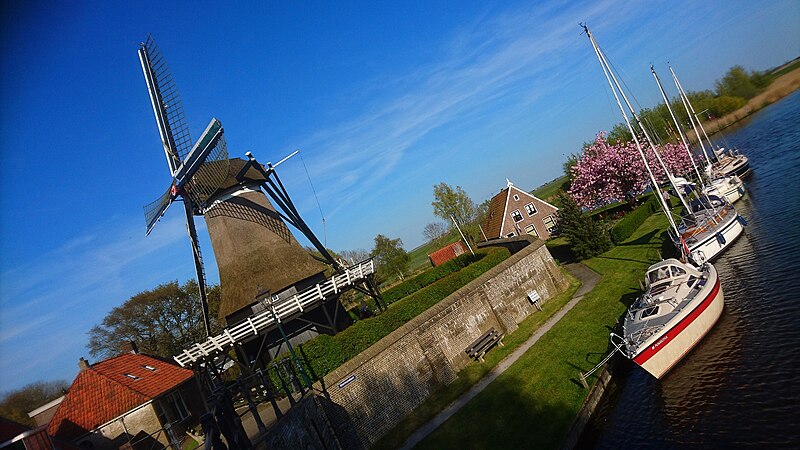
[139,35,230,234]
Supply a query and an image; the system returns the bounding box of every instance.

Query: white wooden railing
[174,259,375,367]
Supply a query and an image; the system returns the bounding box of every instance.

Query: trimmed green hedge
[288,247,511,379]
[382,252,483,305]
[609,195,659,244]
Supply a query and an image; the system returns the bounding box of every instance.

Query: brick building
[484,179,559,241]
[47,349,204,450]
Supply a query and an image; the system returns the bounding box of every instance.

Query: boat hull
[716,155,751,178]
[674,208,745,263]
[632,277,724,379]
[704,177,745,204]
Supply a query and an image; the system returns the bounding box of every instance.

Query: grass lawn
[373,270,581,450]
[531,175,569,202]
[414,212,671,449]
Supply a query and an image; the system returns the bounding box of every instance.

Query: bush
[609,195,660,244]
[278,247,511,379]
[382,252,483,304]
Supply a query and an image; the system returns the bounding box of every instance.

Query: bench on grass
[465,327,505,362]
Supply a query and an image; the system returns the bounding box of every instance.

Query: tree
[88,280,221,359]
[568,132,694,209]
[0,380,69,426]
[715,65,759,100]
[555,191,612,260]
[370,234,410,283]
[431,183,476,227]
[338,248,371,265]
[423,222,448,244]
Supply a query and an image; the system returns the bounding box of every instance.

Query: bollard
[578,372,589,389]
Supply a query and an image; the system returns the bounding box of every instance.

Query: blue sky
[1,0,797,392]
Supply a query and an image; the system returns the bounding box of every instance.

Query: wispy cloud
[278,1,627,222]
[0,213,196,389]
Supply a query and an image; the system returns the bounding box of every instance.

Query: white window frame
[510,209,523,222]
[525,202,537,216]
[543,214,557,232]
[506,232,516,238]
[525,224,538,237]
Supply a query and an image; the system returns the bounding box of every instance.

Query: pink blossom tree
[568,132,694,209]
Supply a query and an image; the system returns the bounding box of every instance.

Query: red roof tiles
[47,353,193,441]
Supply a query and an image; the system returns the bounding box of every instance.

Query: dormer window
[124,374,139,380]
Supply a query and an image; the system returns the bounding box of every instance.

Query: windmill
[138,37,385,372]
[138,36,229,336]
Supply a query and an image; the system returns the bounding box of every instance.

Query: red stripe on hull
[633,278,721,365]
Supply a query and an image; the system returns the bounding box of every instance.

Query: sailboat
[583,24,724,379]
[671,67,751,181]
[650,66,746,263]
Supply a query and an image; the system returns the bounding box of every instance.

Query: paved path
[399,263,600,450]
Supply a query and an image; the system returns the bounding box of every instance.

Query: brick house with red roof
[46,349,203,450]
[484,179,559,241]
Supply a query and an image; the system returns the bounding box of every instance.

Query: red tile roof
[484,188,509,239]
[47,353,193,441]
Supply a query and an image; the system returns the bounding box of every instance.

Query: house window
[513,194,520,201]
[124,373,139,380]
[143,365,157,371]
[525,202,537,216]
[506,232,515,238]
[525,224,538,237]
[543,215,557,232]
[510,209,523,222]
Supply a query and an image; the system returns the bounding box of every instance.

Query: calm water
[580,91,800,449]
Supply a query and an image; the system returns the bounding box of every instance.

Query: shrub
[277,247,510,380]
[609,195,660,244]
[381,252,483,304]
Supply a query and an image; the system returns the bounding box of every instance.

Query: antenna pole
[451,215,475,255]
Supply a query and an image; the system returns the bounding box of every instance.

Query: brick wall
[310,237,568,447]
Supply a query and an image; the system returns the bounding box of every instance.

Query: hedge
[609,195,660,244]
[382,252,484,305]
[281,247,511,380]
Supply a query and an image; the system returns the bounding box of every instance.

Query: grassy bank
[414,212,670,449]
[690,65,800,139]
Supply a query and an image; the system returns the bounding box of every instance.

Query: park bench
[465,327,505,362]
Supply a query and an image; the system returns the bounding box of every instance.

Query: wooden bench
[465,327,505,362]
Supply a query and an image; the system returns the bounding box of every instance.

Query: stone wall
[313,237,568,447]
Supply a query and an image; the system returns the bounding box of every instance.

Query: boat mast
[670,66,714,167]
[583,24,682,239]
[584,27,692,215]
[650,66,707,189]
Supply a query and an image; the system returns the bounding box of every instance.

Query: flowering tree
[568,132,694,208]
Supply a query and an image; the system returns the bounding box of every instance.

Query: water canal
[579,91,800,448]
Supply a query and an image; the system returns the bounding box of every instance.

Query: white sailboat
[583,24,725,379]
[650,66,746,263]
[671,67,751,182]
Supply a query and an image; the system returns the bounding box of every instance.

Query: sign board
[527,290,542,311]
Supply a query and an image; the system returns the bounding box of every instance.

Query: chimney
[78,357,90,371]
[120,341,139,354]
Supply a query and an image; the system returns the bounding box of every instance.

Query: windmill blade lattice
[142,35,193,169]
